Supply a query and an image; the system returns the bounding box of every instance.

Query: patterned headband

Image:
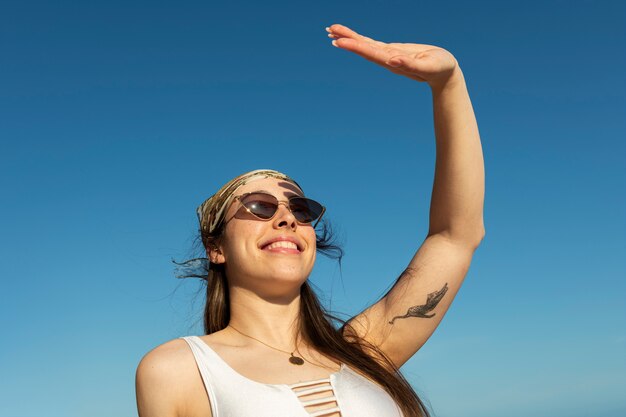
[196,169,302,235]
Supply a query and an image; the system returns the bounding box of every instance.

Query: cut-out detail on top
[289,378,342,417]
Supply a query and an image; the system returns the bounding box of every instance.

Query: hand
[327,24,460,89]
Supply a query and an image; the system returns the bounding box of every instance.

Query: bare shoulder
[136,338,211,417]
[137,338,196,376]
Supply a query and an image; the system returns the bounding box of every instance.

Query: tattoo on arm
[388,283,449,324]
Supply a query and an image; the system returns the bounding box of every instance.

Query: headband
[196,169,302,235]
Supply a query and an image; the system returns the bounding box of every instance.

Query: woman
[136,24,485,417]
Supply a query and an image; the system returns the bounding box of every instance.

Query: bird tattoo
[388,283,449,324]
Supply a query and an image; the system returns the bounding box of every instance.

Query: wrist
[429,64,465,94]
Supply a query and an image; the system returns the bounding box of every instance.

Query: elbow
[430,225,486,250]
[469,218,487,248]
[467,222,486,249]
[474,228,486,248]
[458,229,485,251]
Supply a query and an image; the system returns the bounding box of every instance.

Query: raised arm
[327,24,485,368]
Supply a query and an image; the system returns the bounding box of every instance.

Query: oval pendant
[289,355,305,365]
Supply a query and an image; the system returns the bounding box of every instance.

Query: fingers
[327,25,399,66]
[326,24,384,46]
[326,24,412,68]
[332,37,397,66]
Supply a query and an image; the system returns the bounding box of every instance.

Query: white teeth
[265,241,298,250]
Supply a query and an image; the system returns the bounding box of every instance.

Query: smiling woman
[136,23,485,417]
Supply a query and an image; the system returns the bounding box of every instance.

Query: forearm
[427,67,485,245]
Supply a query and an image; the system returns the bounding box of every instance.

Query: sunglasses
[232,192,326,227]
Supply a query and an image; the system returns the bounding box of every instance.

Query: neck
[226,284,303,348]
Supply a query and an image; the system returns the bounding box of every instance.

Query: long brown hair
[193,219,431,417]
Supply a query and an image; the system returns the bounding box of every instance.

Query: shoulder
[138,338,195,374]
[136,338,205,417]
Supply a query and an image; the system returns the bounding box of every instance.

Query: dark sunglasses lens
[289,197,324,223]
[240,193,278,219]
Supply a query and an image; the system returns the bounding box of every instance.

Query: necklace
[228,325,305,365]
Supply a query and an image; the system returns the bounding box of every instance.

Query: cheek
[221,222,262,258]
[305,228,318,251]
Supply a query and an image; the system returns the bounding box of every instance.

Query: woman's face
[214,177,318,296]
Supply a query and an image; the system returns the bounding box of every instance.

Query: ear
[208,244,226,265]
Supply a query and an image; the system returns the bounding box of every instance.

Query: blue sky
[1,1,624,416]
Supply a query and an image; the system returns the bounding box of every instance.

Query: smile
[264,241,298,250]
[261,239,302,254]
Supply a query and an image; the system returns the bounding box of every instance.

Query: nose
[272,201,297,230]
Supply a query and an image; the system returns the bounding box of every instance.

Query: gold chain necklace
[228,325,305,365]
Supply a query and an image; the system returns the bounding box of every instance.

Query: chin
[271,270,311,283]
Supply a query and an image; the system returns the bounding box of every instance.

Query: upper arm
[136,339,211,417]
[344,233,482,369]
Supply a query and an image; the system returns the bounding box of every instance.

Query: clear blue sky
[1,1,624,416]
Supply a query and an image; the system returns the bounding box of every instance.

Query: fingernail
[332,40,338,47]
[325,27,331,32]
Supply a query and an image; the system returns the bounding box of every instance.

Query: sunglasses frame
[232,191,326,228]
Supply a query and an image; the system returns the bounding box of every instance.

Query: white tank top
[182,336,404,417]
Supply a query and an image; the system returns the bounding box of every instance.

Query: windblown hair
[181,219,431,417]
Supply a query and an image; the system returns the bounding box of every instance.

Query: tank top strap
[182,335,232,370]
[181,336,224,416]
